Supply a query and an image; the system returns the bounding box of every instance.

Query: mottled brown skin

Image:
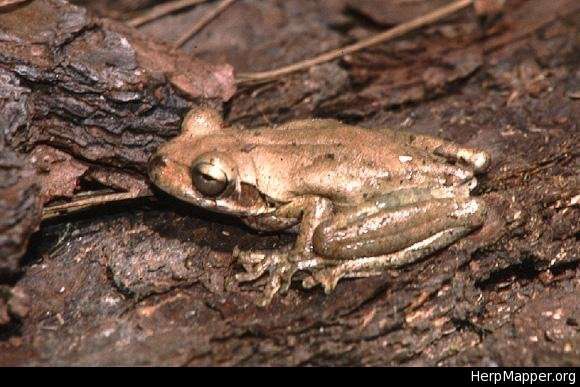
[149,107,490,305]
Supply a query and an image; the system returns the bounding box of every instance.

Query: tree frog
[148,107,490,306]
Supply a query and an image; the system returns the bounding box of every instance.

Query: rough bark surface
[0,0,578,365]
[0,147,41,274]
[0,67,42,275]
[1,0,234,188]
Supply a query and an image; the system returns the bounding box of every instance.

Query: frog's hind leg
[386,130,491,173]
[303,226,472,293]
[236,192,486,305]
[312,196,486,260]
[303,189,486,292]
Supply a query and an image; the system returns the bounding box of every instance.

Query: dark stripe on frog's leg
[312,197,486,260]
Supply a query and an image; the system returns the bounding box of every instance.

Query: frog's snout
[148,154,168,179]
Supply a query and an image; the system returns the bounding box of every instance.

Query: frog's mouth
[148,154,272,217]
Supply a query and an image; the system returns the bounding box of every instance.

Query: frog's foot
[233,247,306,306]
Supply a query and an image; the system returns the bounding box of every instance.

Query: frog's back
[233,121,448,204]
[238,120,411,157]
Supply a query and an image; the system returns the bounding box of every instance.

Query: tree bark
[0,0,577,366]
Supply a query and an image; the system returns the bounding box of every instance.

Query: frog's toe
[233,247,269,264]
[256,287,278,307]
[235,269,265,283]
[235,255,272,283]
[302,266,345,294]
[319,271,343,294]
[256,267,287,306]
[276,260,299,295]
[301,275,317,289]
[256,255,299,306]
[257,276,281,306]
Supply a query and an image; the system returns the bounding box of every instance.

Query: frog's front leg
[235,196,333,306]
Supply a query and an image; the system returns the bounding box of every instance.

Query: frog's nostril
[148,155,167,174]
[472,151,491,173]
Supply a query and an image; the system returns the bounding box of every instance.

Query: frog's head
[148,107,273,216]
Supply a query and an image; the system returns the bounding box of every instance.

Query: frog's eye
[190,153,237,197]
